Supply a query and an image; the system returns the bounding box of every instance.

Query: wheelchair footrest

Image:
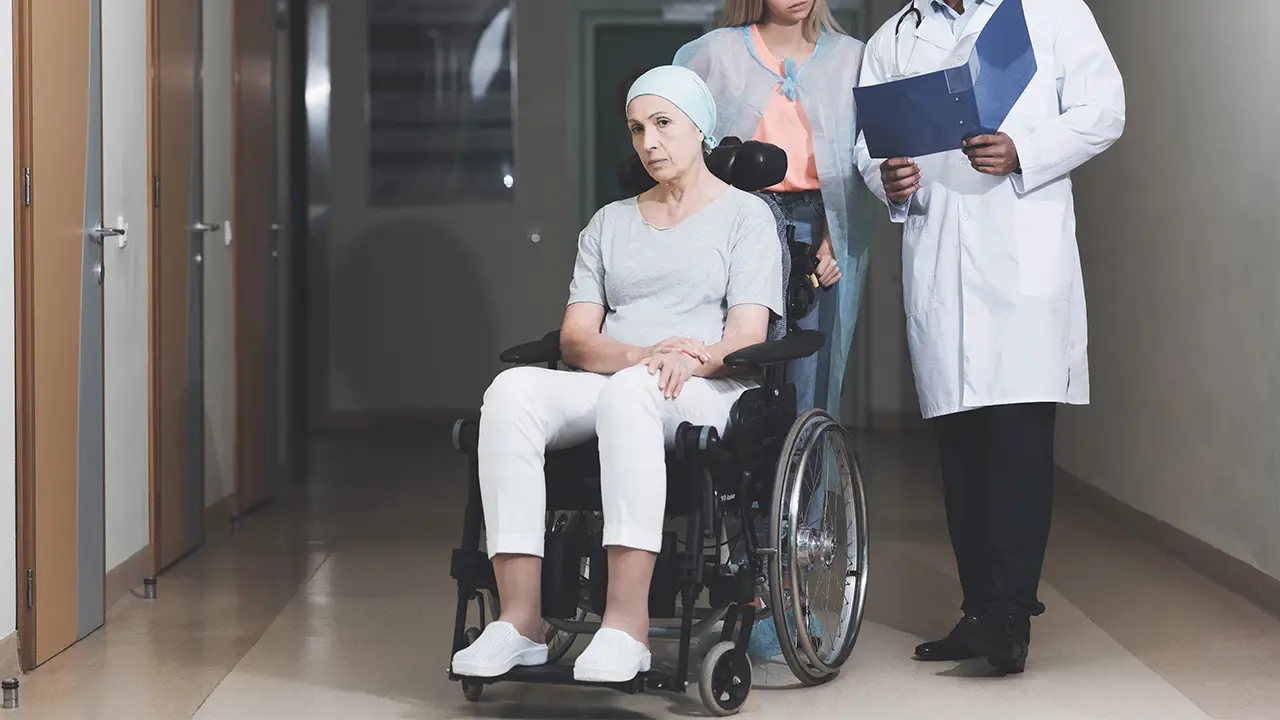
[453,664,675,695]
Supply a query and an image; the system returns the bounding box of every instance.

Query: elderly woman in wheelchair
[447,65,869,716]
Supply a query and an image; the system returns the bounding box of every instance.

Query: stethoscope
[892,6,923,78]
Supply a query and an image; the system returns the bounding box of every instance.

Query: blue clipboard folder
[853,0,1038,159]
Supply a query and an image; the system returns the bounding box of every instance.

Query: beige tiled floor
[6,430,1280,719]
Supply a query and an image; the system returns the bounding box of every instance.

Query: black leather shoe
[954,612,1029,672]
[912,620,980,662]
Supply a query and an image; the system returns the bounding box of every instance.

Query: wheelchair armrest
[723,330,825,369]
[498,330,562,365]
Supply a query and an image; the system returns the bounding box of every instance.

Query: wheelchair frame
[445,139,869,716]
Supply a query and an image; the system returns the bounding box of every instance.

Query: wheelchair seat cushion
[543,439,694,514]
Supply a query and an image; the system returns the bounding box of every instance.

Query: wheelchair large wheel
[766,408,869,685]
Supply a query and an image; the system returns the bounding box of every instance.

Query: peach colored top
[748,25,821,193]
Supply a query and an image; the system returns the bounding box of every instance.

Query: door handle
[193,222,221,233]
[89,224,125,245]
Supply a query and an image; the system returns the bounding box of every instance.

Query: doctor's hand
[962,133,1020,176]
[643,351,701,400]
[880,157,922,204]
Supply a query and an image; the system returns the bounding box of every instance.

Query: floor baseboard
[205,493,238,528]
[1058,468,1280,619]
[105,545,153,611]
[0,630,18,678]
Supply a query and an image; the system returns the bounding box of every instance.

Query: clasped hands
[638,337,714,400]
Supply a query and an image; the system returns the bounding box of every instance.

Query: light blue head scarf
[625,65,718,150]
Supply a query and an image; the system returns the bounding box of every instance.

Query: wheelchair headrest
[617,137,787,196]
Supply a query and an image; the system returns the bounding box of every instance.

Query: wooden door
[14,0,107,668]
[150,0,208,571]
[234,0,278,515]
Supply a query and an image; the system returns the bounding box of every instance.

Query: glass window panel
[367,0,516,206]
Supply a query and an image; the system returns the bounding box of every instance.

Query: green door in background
[590,23,704,210]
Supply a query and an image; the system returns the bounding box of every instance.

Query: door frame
[13,0,36,672]
[569,0,866,226]
[145,0,206,570]
[144,0,160,574]
[575,10,713,224]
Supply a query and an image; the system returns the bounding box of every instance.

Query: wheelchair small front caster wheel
[699,641,751,716]
[460,627,485,702]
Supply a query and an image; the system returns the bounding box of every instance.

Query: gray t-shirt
[567,186,784,349]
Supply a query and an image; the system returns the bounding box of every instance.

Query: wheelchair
[447,138,870,716]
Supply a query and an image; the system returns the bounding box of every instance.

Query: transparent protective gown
[674,27,877,422]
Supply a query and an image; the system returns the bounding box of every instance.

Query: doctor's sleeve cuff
[888,198,910,224]
[1003,123,1047,195]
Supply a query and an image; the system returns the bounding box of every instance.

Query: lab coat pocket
[901,216,941,318]
[1014,204,1071,298]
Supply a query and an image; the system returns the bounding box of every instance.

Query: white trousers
[477,364,754,558]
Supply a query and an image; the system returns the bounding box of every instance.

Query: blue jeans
[759,190,832,415]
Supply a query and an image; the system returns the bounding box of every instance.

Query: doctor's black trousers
[932,402,1057,620]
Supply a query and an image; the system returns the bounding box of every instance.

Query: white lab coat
[854,0,1125,419]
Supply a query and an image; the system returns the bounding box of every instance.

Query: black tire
[766,409,870,685]
[461,627,484,702]
[699,641,751,717]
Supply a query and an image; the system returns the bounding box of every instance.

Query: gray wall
[1057,0,1280,581]
[858,0,920,420]
[317,0,917,419]
[322,0,577,413]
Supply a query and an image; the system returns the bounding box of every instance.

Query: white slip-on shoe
[450,621,549,678]
[572,628,652,683]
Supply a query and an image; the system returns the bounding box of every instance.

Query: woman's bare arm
[691,304,771,379]
[560,302,652,374]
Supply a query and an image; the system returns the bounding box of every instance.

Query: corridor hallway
[4,428,1280,719]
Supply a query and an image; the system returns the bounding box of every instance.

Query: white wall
[204,0,237,509]
[102,0,151,573]
[1057,0,1280,581]
[0,0,16,645]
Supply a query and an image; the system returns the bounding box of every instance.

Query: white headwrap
[625,65,718,149]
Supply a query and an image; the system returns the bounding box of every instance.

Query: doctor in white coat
[854,0,1124,674]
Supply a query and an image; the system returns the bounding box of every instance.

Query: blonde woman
[675,0,870,426]
[674,0,871,662]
